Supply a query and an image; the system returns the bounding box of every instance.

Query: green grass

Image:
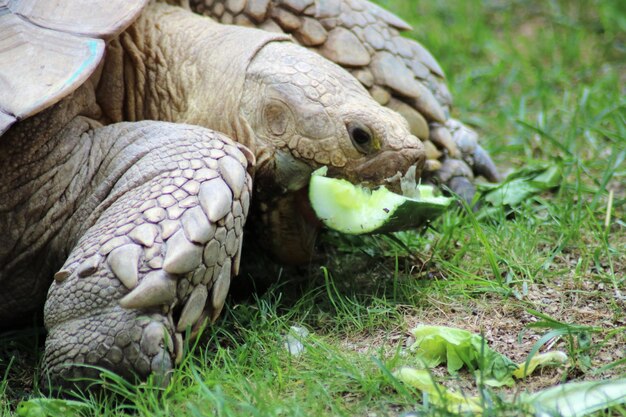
[2,0,625,416]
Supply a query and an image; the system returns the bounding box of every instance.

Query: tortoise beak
[355,147,425,187]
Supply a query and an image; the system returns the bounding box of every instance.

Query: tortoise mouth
[353,148,425,190]
[312,156,425,199]
[385,165,423,198]
[302,163,424,228]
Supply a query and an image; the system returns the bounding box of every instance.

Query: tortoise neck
[95,2,284,155]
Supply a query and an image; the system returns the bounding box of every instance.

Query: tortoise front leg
[42,121,252,389]
[423,119,501,204]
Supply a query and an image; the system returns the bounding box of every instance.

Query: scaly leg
[42,121,252,389]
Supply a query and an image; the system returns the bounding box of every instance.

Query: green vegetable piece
[409,324,519,387]
[16,398,90,417]
[309,167,451,234]
[395,368,626,416]
[393,367,483,413]
[528,378,626,417]
[408,325,568,387]
[399,326,619,416]
[513,351,568,379]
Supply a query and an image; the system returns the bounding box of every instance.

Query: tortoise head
[240,41,425,193]
[238,41,426,264]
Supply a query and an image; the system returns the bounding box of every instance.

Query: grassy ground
[2,0,625,416]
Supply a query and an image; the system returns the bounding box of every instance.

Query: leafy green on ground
[1,0,625,415]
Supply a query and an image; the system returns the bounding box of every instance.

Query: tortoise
[0,0,499,387]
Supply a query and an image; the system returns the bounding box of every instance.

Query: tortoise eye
[347,122,374,154]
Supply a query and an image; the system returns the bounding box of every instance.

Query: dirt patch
[337,272,625,400]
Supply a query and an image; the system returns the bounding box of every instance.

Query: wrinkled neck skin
[96,2,283,154]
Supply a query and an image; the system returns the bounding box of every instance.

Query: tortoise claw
[448,176,477,206]
[472,144,501,183]
[447,118,500,183]
[434,157,474,185]
[425,157,477,204]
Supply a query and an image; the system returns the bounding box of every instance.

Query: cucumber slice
[309,168,451,234]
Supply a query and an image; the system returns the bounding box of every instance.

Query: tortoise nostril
[402,146,426,171]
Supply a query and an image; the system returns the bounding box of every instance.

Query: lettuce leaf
[408,325,519,386]
[393,367,483,413]
[408,325,567,387]
[528,378,626,417]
